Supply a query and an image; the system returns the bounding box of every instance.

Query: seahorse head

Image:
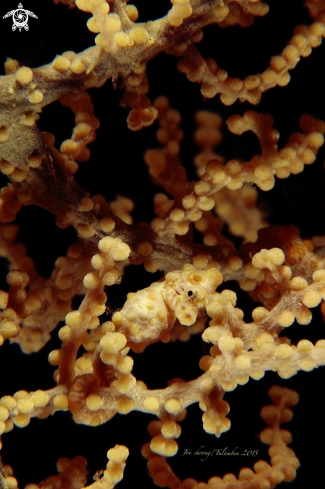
[162,265,223,326]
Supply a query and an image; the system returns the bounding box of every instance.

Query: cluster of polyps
[167,0,193,27]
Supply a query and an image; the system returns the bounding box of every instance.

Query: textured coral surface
[0,1,325,488]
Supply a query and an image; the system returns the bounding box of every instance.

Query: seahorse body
[113,265,223,350]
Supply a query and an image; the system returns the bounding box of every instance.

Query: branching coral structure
[0,0,325,488]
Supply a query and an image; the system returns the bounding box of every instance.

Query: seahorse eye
[187,290,193,297]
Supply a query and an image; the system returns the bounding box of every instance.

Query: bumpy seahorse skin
[113,266,223,349]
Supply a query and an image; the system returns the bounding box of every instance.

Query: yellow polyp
[114,373,136,394]
[4,477,18,489]
[277,72,291,87]
[150,434,178,456]
[0,159,15,175]
[234,354,251,369]
[28,90,44,104]
[313,269,325,281]
[165,398,181,414]
[275,344,292,359]
[0,126,9,142]
[112,311,123,328]
[260,69,277,85]
[17,398,34,414]
[125,5,138,21]
[16,67,33,85]
[198,196,215,211]
[99,217,115,233]
[278,310,295,327]
[83,272,100,290]
[194,180,211,196]
[105,13,121,33]
[48,349,61,365]
[4,58,20,74]
[182,194,196,209]
[270,56,287,72]
[302,289,322,308]
[13,414,30,428]
[211,169,226,185]
[116,397,134,414]
[86,394,104,411]
[31,391,50,408]
[76,0,104,13]
[95,33,108,48]
[77,224,95,238]
[60,139,77,156]
[21,113,36,126]
[90,303,106,316]
[0,396,17,410]
[4,419,14,433]
[0,406,9,422]
[78,197,94,212]
[143,396,159,412]
[137,241,153,257]
[221,381,237,391]
[173,221,190,235]
[87,17,102,34]
[218,334,235,353]
[65,311,82,328]
[52,55,70,73]
[289,276,308,291]
[168,4,192,27]
[129,27,149,45]
[0,320,19,339]
[11,168,26,182]
[62,51,76,62]
[114,32,129,48]
[53,394,69,410]
[103,269,121,286]
[91,254,105,270]
[250,370,265,380]
[161,420,178,438]
[107,445,129,464]
[100,332,127,353]
[100,350,116,365]
[116,355,133,374]
[70,59,86,75]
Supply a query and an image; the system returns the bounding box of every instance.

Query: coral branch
[0,1,324,488]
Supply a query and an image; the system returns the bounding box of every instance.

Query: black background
[0,1,325,488]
